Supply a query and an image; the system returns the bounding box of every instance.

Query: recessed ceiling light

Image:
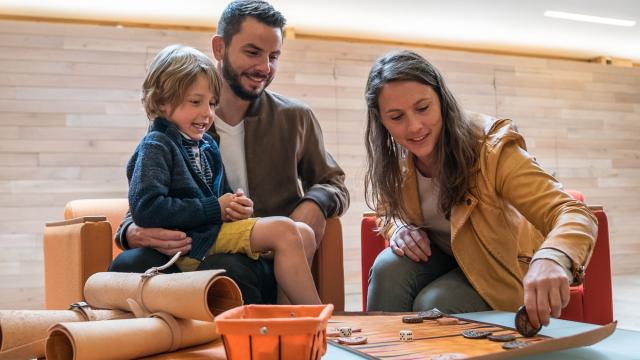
[544,10,636,27]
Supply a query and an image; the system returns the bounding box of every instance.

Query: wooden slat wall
[1,19,638,310]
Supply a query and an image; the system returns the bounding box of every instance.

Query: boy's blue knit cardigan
[127,117,230,260]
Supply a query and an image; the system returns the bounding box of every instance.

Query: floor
[344,273,640,331]
[612,274,640,331]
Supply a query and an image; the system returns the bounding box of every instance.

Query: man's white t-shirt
[214,116,249,196]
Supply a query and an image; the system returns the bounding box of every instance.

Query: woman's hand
[522,259,571,328]
[390,226,432,262]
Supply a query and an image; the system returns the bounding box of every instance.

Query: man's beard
[222,51,272,101]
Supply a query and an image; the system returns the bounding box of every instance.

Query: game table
[325,311,640,359]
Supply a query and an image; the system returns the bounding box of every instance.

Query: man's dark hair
[217,0,286,45]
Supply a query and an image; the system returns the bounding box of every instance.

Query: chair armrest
[582,207,614,324]
[313,217,344,311]
[361,213,388,311]
[43,217,113,309]
[64,198,129,259]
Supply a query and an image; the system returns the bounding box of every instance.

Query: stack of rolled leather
[0,270,243,360]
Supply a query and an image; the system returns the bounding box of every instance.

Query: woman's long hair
[364,50,480,225]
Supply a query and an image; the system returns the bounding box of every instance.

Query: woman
[364,50,597,328]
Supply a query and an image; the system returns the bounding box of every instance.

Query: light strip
[544,10,636,27]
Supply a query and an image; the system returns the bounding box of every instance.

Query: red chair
[360,191,613,325]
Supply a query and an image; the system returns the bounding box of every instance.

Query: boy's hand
[225,188,254,221]
[218,193,235,222]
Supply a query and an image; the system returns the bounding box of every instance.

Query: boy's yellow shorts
[176,217,259,272]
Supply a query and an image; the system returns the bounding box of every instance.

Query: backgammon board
[328,312,615,360]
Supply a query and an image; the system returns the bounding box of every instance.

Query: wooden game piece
[487,334,516,342]
[418,308,444,320]
[402,315,424,323]
[515,305,542,337]
[337,336,368,345]
[502,340,531,350]
[462,329,492,339]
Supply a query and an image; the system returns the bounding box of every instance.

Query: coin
[418,308,444,320]
[515,305,541,337]
[462,329,492,339]
[488,334,516,342]
[502,340,531,350]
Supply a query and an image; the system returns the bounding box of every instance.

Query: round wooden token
[462,329,492,339]
[402,315,424,323]
[428,353,468,359]
[502,340,531,350]
[515,305,542,337]
[487,334,516,342]
[336,336,368,345]
[418,309,444,320]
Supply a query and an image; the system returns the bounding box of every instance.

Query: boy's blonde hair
[142,44,221,120]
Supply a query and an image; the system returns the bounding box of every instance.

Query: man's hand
[126,223,192,256]
[390,226,431,262]
[289,200,326,246]
[523,259,571,328]
[225,189,254,221]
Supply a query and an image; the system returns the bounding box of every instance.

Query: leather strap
[151,312,183,352]
[69,302,97,321]
[128,252,182,318]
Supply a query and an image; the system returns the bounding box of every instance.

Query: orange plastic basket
[214,304,334,360]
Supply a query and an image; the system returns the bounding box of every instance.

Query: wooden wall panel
[1,19,638,311]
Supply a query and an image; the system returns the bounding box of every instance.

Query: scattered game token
[462,329,492,339]
[402,315,424,324]
[515,305,542,337]
[437,317,461,325]
[338,326,352,337]
[487,334,516,342]
[429,353,468,360]
[337,336,368,345]
[418,308,444,320]
[502,340,531,350]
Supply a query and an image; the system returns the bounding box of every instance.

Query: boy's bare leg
[275,223,316,304]
[250,217,321,305]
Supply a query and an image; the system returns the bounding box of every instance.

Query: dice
[338,326,352,337]
[399,329,413,341]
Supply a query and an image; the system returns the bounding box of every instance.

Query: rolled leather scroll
[84,270,243,321]
[0,307,131,360]
[46,314,218,360]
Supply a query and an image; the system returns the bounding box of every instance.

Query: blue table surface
[325,311,640,359]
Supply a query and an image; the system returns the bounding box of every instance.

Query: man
[109,0,349,305]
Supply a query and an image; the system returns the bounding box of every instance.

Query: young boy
[127,44,320,305]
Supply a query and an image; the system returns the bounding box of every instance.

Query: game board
[328,312,615,360]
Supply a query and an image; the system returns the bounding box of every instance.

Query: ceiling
[1,0,639,63]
